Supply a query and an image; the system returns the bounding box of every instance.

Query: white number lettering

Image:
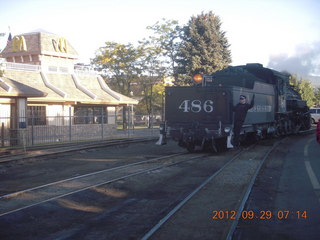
[178,100,214,113]
[191,100,202,113]
[178,100,190,112]
[203,100,214,113]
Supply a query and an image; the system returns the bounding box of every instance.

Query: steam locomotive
[158,63,311,152]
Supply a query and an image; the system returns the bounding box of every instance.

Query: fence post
[31,109,34,145]
[69,106,72,142]
[131,105,134,130]
[1,122,4,147]
[101,106,104,139]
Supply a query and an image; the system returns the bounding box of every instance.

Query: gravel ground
[233,133,320,240]
[0,140,184,196]
[0,138,279,240]
[150,143,275,240]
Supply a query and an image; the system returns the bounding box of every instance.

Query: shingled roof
[2,68,138,105]
[1,31,78,59]
[0,30,138,105]
[0,76,47,98]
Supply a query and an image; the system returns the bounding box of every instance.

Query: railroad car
[158,63,311,152]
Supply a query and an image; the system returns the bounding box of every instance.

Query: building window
[74,106,107,124]
[59,67,68,73]
[48,66,58,72]
[28,106,46,125]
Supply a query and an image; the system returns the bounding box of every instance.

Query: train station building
[0,30,138,146]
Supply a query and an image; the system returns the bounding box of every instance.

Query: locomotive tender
[159,63,311,152]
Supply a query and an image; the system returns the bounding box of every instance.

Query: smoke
[267,41,320,77]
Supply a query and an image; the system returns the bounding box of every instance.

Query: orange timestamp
[212,210,307,220]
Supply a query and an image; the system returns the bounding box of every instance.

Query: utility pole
[0,26,11,53]
[0,32,5,52]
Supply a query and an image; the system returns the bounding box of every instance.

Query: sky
[0,0,319,79]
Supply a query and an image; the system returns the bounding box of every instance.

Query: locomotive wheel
[186,143,196,153]
[210,137,227,153]
[301,115,311,130]
[245,132,259,144]
[216,138,227,152]
[209,140,218,153]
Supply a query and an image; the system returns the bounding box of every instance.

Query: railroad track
[0,134,309,239]
[141,139,283,240]
[0,151,209,217]
[0,137,157,164]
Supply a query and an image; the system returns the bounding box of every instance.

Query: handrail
[2,62,41,72]
[1,62,106,76]
[74,69,99,76]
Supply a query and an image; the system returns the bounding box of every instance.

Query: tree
[289,75,315,107]
[177,11,232,85]
[92,42,142,96]
[92,42,142,129]
[146,19,182,81]
[314,86,320,107]
[136,38,166,127]
[135,81,165,126]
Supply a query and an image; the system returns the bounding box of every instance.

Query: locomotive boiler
[158,63,311,152]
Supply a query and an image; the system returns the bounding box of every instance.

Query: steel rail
[140,147,246,240]
[0,137,157,163]
[140,129,313,240]
[0,152,185,200]
[225,139,283,240]
[0,152,208,217]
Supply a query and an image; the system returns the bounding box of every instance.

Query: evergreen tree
[177,11,231,85]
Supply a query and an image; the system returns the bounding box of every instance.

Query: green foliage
[145,19,181,81]
[92,39,167,119]
[92,12,233,116]
[313,86,320,107]
[176,11,231,85]
[135,82,165,116]
[92,42,142,96]
[289,75,316,107]
[137,35,167,118]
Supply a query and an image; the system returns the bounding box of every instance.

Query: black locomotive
[158,63,311,152]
